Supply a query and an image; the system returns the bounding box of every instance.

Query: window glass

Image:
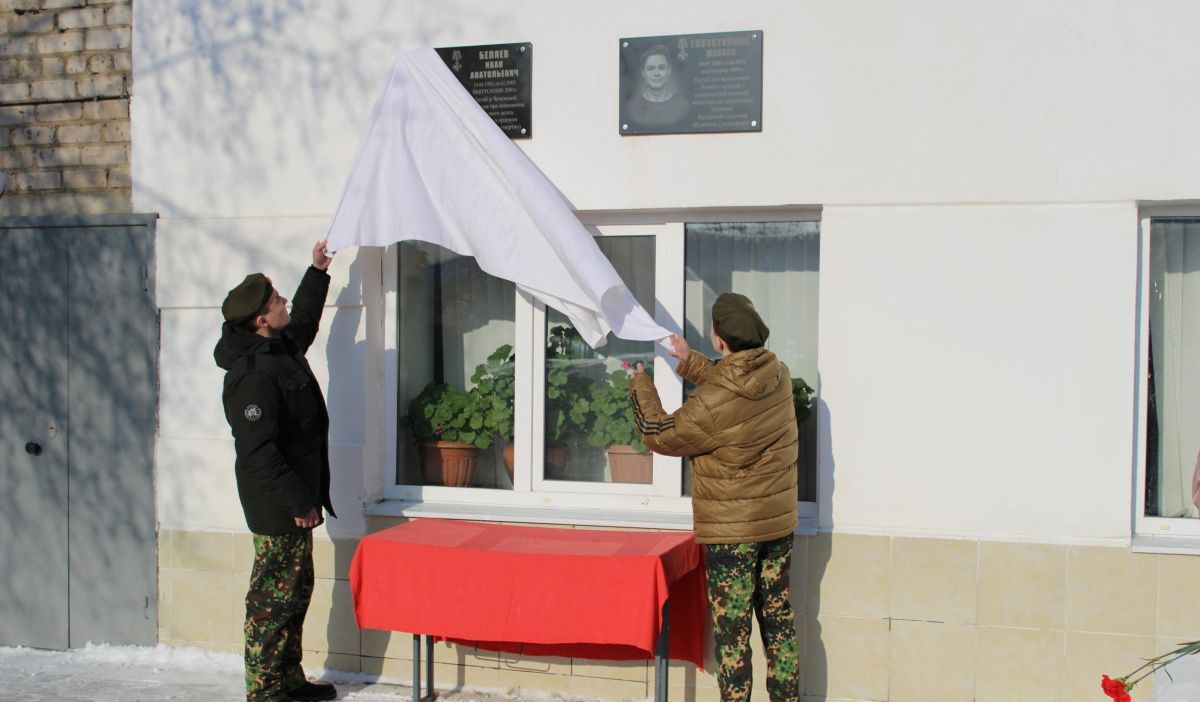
[1146,219,1200,518]
[396,242,516,489]
[543,237,656,484]
[682,222,820,500]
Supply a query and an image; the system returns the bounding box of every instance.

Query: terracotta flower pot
[419,441,479,487]
[501,443,515,481]
[542,442,571,480]
[502,443,571,481]
[606,444,652,484]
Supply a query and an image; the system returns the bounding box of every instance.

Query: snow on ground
[0,644,607,702]
[9,641,1200,702]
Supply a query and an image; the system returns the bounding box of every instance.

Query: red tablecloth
[350,519,707,667]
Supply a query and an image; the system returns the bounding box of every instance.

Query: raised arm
[286,240,333,352]
[629,363,720,457]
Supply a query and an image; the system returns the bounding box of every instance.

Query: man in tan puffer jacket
[630,292,799,702]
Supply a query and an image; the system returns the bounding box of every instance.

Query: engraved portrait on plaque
[619,31,763,136]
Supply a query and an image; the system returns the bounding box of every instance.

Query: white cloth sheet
[324,48,669,348]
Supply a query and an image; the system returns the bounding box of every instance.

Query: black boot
[288,680,337,701]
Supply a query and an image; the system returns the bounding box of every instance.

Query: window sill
[1131,534,1200,555]
[364,499,694,530]
[364,499,820,536]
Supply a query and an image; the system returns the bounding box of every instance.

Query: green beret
[221,273,273,323]
[712,292,769,351]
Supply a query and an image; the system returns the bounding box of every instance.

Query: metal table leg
[412,634,435,701]
[426,634,434,699]
[412,634,420,702]
[655,599,670,702]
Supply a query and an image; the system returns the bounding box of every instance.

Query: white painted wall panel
[134,1,1200,217]
[819,203,1137,541]
[155,436,244,532]
[158,309,228,440]
[155,218,363,310]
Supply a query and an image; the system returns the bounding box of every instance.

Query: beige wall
[159,521,1194,702]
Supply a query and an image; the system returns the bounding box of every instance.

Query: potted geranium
[544,325,594,477]
[585,363,651,484]
[470,344,516,478]
[407,381,492,487]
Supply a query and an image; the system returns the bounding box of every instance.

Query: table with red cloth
[349,518,707,701]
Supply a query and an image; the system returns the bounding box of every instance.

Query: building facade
[42,1,1200,701]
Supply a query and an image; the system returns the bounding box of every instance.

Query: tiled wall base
[159,526,1194,701]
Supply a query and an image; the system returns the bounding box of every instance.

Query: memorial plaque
[436,42,532,139]
[619,30,763,136]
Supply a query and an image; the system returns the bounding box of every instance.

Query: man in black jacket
[214,240,337,702]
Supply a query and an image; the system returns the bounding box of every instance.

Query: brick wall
[0,0,132,216]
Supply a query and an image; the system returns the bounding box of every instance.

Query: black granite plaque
[619,31,762,136]
[436,42,532,139]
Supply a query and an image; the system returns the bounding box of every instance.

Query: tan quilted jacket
[629,347,798,544]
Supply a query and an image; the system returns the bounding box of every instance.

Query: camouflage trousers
[245,531,314,702]
[704,535,800,702]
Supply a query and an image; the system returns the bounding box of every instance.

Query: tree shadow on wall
[134,0,515,219]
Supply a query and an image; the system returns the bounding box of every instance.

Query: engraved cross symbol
[676,37,688,61]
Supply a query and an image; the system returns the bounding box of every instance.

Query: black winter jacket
[214,266,336,535]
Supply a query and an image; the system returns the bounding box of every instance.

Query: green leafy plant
[545,364,593,442]
[547,324,588,359]
[792,377,815,423]
[470,344,515,442]
[545,325,594,442]
[407,382,493,449]
[585,366,647,453]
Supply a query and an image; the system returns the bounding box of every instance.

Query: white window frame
[374,209,820,529]
[1135,207,1200,539]
[530,224,684,498]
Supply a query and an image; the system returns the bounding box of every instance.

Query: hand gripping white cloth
[324,48,670,348]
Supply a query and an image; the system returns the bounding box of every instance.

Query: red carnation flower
[1101,675,1131,702]
[1103,638,1200,698]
